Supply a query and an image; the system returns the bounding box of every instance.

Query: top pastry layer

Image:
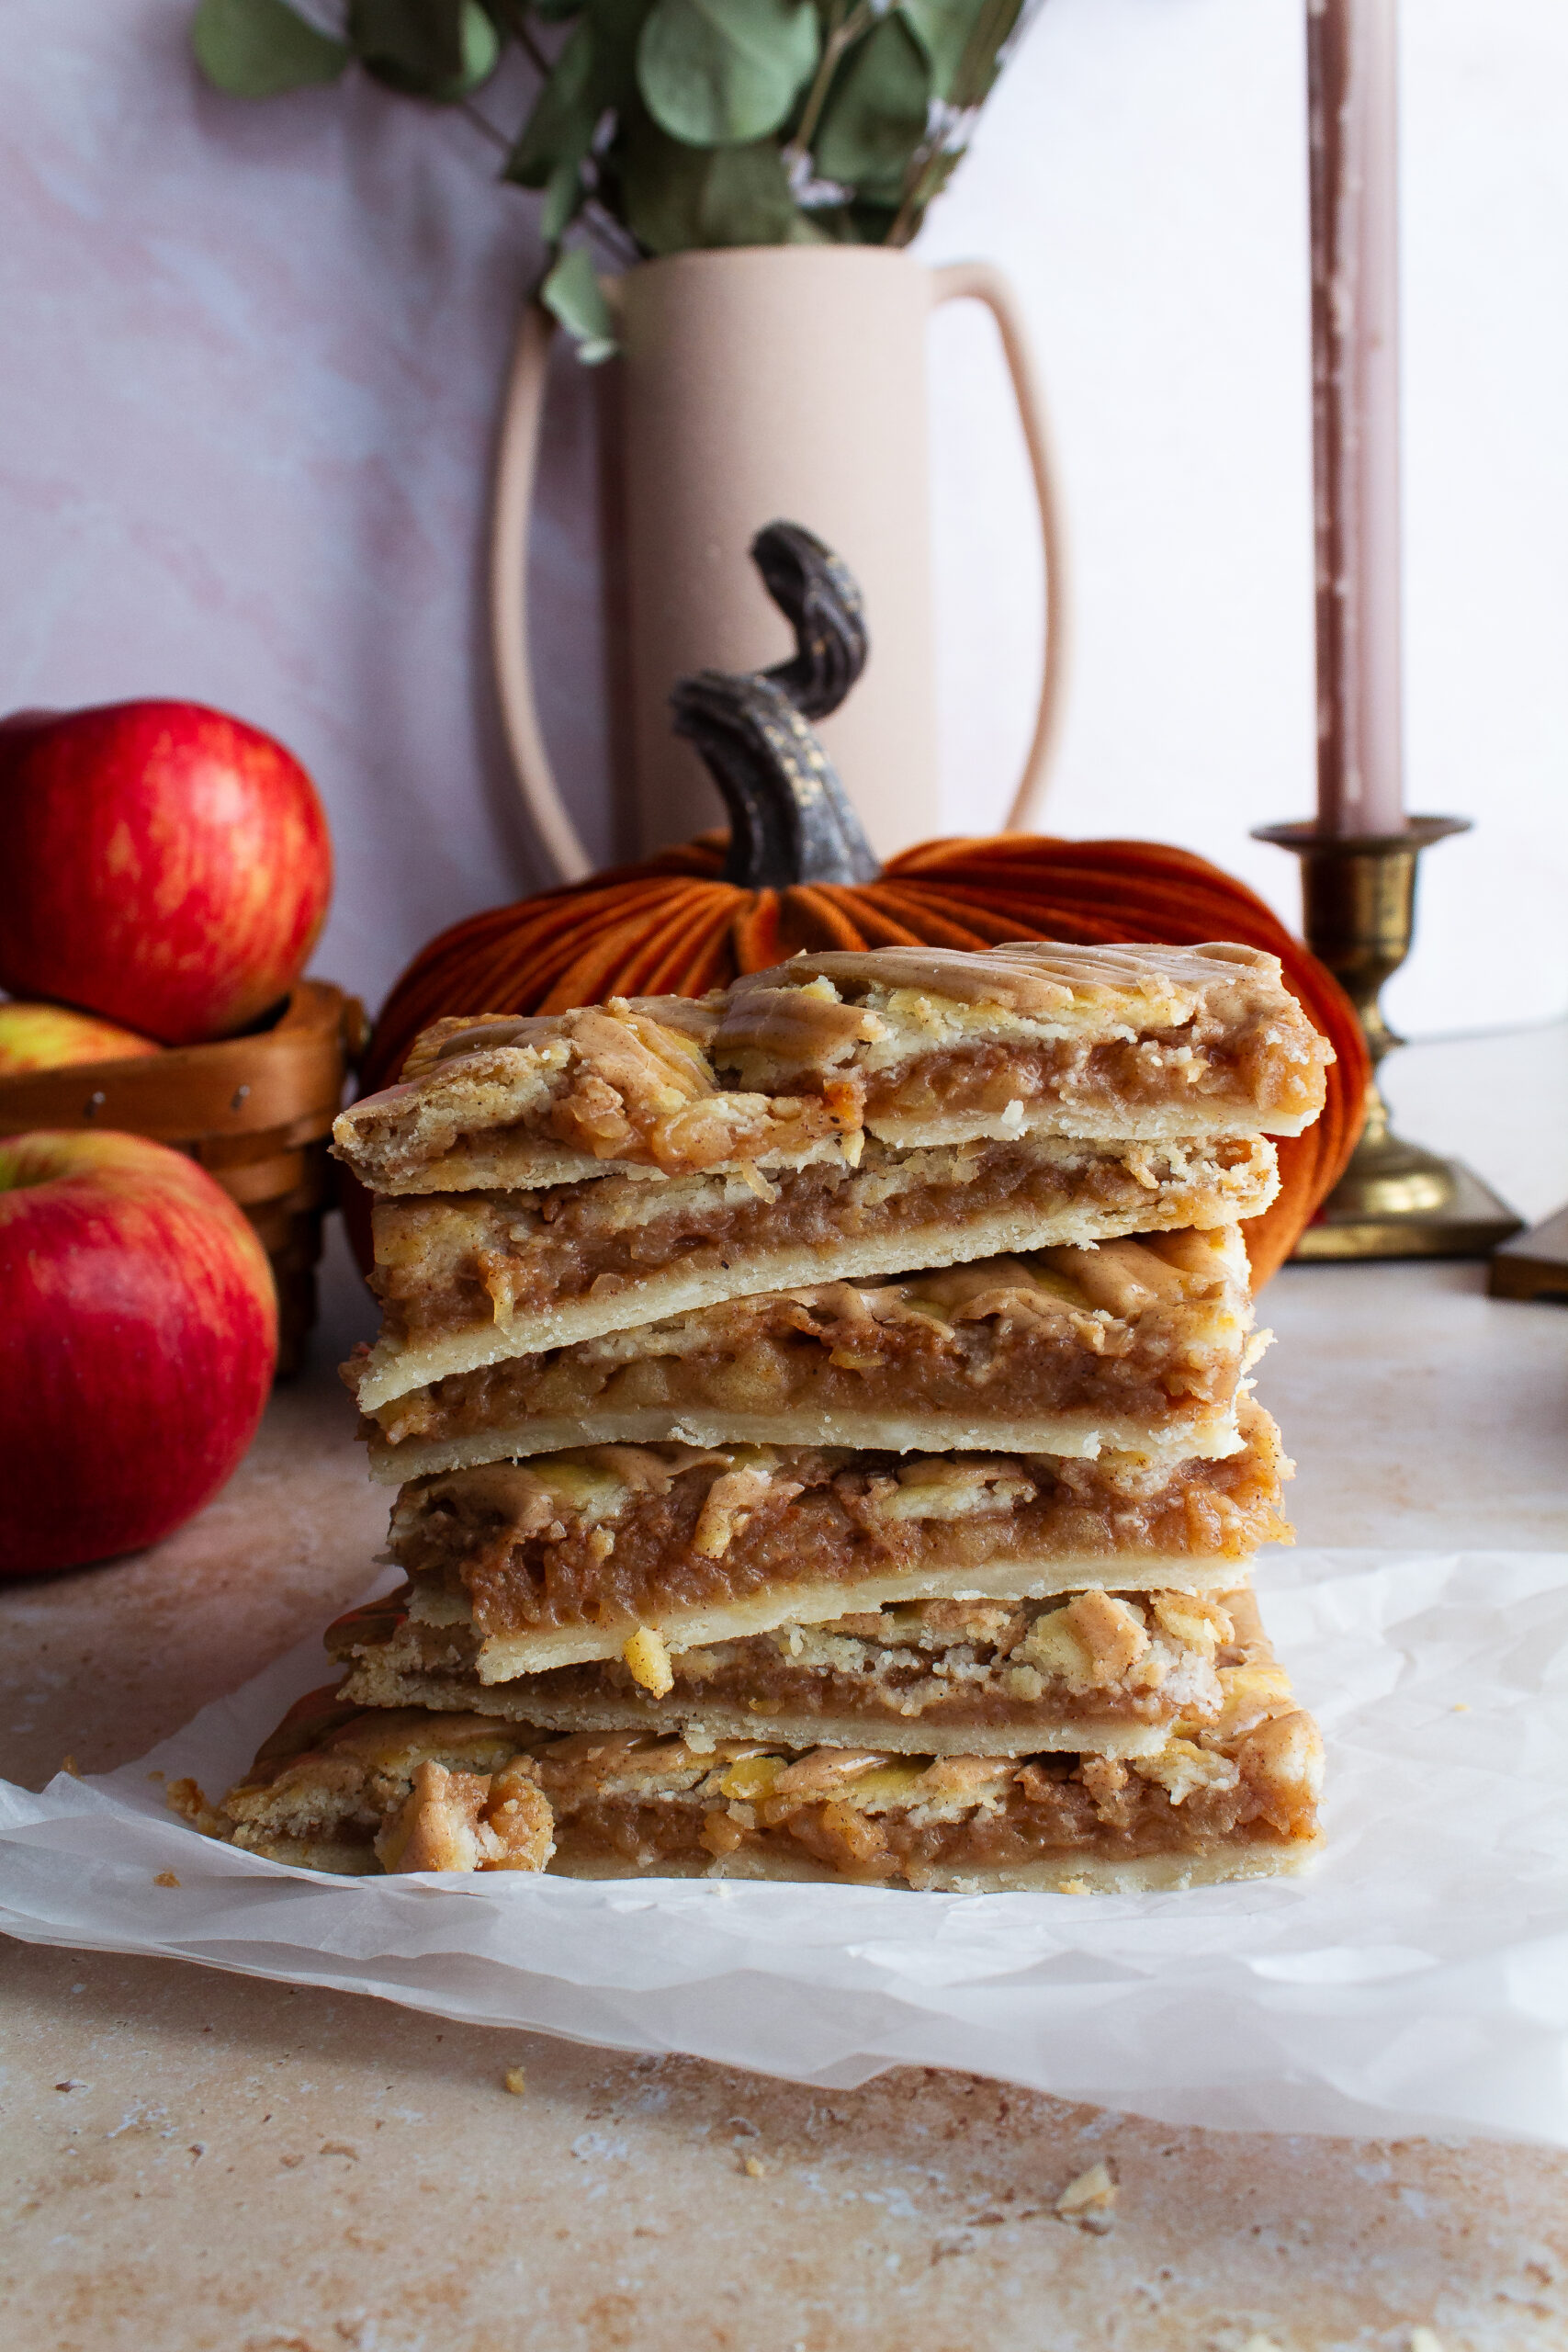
[333,940,1330,1196]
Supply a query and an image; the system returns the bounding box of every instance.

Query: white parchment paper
[3,1547,1566,2144]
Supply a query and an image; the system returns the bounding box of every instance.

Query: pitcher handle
[931,261,1069,832]
[490,298,595,883]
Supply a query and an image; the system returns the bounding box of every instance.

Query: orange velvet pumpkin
[358,827,1367,1286]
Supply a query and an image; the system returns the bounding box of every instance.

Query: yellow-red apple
[0,1000,162,1075]
[0,1130,278,1577]
[0,701,333,1046]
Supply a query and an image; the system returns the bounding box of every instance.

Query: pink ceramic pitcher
[491,245,1067,880]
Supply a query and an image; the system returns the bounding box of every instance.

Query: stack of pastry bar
[181,942,1333,1894]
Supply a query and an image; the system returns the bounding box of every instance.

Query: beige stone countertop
[4,1026,1566,2351]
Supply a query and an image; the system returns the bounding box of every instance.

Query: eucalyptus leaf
[903,0,1022,105]
[900,0,983,102]
[620,111,795,252]
[506,3,651,191]
[585,0,658,105]
[815,14,930,201]
[191,0,349,96]
[540,154,585,239]
[784,208,838,244]
[505,17,595,185]
[637,0,817,148]
[540,246,618,362]
[348,0,501,100]
[844,197,901,245]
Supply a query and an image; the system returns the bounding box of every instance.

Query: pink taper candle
[1307,0,1406,835]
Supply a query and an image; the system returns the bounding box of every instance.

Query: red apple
[0,1000,162,1076]
[0,701,333,1046]
[0,1130,278,1577]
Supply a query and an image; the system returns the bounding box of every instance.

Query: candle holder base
[1293,1144,1522,1261]
[1254,816,1524,1264]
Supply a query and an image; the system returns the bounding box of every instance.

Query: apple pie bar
[172,1672,1323,1892]
[332,940,1329,1199]
[354,1131,1278,1410]
[378,1400,1291,1680]
[331,1584,1287,1763]
[353,1227,1260,1479]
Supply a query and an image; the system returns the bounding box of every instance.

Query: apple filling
[847,1031,1312,1136]
[353,1228,1258,1479]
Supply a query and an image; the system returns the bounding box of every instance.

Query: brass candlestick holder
[1253,816,1523,1260]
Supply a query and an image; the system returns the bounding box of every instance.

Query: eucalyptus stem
[491,0,552,81]
[459,97,511,153]
[582,197,643,271]
[886,124,965,246]
[787,0,875,165]
[886,0,1026,245]
[953,0,1027,108]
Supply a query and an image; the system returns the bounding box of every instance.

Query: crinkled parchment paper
[2,1548,1565,2143]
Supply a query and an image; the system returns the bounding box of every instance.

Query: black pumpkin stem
[670,522,882,889]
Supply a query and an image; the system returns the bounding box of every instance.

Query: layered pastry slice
[332,1584,1284,1763]
[333,939,1330,1199]
[371,1398,1291,1681]
[353,1227,1260,1480]
[173,1660,1324,1893]
[334,938,1325,1414]
[352,1133,1277,1412]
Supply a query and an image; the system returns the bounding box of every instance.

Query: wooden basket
[0,980,366,1377]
